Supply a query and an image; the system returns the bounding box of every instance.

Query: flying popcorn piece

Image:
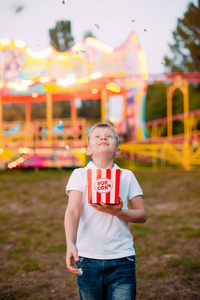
[78,268,83,275]
[95,23,100,29]
[76,50,84,55]
[62,0,65,4]
[11,3,24,13]
[161,60,166,64]
[131,19,135,22]
[144,28,147,32]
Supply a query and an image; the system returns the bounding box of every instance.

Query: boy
[64,123,147,300]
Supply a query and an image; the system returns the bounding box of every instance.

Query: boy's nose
[100,136,107,140]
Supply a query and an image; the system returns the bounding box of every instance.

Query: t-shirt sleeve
[128,172,143,200]
[66,169,83,195]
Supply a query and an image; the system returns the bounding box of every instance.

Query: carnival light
[34,148,52,154]
[57,74,76,86]
[90,72,103,80]
[39,76,51,83]
[80,147,86,153]
[106,83,121,93]
[57,53,68,60]
[8,151,34,169]
[58,54,64,60]
[72,43,82,53]
[138,50,148,79]
[7,82,29,91]
[66,75,76,84]
[18,157,24,163]
[91,88,99,94]
[76,76,89,84]
[26,48,34,56]
[7,82,18,89]
[86,38,113,54]
[26,47,52,58]
[6,80,34,91]
[0,39,10,46]
[14,39,25,48]
[18,147,33,154]
[21,80,33,87]
[0,82,3,88]
[131,34,138,44]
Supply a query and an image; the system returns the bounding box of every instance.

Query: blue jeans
[76,256,136,300]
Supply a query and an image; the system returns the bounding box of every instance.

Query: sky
[0,0,196,74]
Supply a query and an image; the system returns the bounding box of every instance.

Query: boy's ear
[86,147,92,156]
[116,148,121,156]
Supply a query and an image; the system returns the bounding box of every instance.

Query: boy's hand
[66,243,82,275]
[91,197,123,217]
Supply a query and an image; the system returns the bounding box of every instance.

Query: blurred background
[0,1,200,299]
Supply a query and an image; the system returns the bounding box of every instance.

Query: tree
[83,31,96,39]
[49,21,74,52]
[145,83,168,122]
[164,0,200,72]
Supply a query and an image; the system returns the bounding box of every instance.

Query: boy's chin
[98,148,112,152]
[97,149,116,156]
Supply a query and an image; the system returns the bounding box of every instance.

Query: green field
[0,169,199,300]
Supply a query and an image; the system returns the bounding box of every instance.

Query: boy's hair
[87,123,119,147]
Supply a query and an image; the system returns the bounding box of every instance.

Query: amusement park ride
[0,33,200,170]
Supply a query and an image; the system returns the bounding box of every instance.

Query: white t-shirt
[66,161,143,259]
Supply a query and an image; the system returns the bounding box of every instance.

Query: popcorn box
[87,169,121,204]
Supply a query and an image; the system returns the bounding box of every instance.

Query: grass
[0,169,200,299]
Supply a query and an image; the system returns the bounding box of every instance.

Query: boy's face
[86,127,120,158]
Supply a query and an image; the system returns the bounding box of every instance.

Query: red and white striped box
[87,169,121,204]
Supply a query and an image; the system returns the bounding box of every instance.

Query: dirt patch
[0,169,199,299]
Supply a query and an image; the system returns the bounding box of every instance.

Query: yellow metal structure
[119,142,200,171]
[167,76,189,139]
[119,75,200,171]
[146,123,167,138]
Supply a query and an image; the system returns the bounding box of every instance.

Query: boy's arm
[91,195,147,223]
[121,195,147,223]
[64,190,82,275]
